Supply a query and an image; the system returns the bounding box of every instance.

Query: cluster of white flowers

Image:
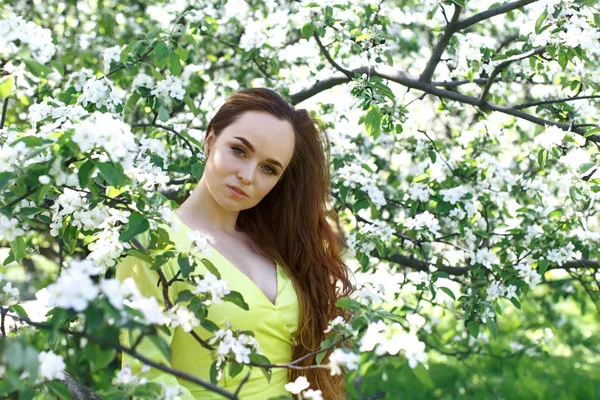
[208,324,261,375]
[408,183,432,202]
[38,350,66,381]
[486,280,518,302]
[124,155,170,191]
[345,231,376,257]
[71,111,138,166]
[334,163,387,209]
[132,73,155,91]
[285,376,323,399]
[124,279,169,325]
[66,68,94,91]
[0,140,30,174]
[0,15,56,63]
[151,75,186,101]
[360,219,394,245]
[0,273,20,306]
[103,45,122,74]
[359,320,428,369]
[87,208,133,269]
[0,214,25,242]
[471,248,500,270]
[192,272,230,305]
[513,262,542,288]
[405,211,440,237]
[354,282,386,304]
[186,230,216,254]
[113,364,149,386]
[534,125,566,150]
[327,348,361,376]
[167,304,200,332]
[78,77,123,112]
[546,242,576,266]
[28,98,88,132]
[324,315,351,334]
[440,185,470,205]
[49,188,108,236]
[46,264,99,312]
[158,382,184,400]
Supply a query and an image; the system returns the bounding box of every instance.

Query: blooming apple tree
[1,0,599,399]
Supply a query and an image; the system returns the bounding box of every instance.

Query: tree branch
[0,97,8,129]
[420,4,462,83]
[514,94,600,110]
[479,47,546,104]
[289,65,600,142]
[457,0,539,31]
[313,31,353,78]
[3,310,241,400]
[131,123,196,155]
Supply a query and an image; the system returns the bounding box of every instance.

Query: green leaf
[335,297,361,311]
[209,360,219,384]
[538,148,547,168]
[538,259,549,275]
[200,258,221,279]
[191,163,204,179]
[364,107,381,138]
[578,162,597,174]
[558,48,568,69]
[228,362,244,378]
[0,76,14,99]
[249,353,272,383]
[547,209,563,218]
[94,161,127,187]
[176,290,194,303]
[411,362,434,388]
[178,253,193,278]
[167,52,182,76]
[467,321,480,339]
[47,381,71,399]
[201,319,219,332]
[535,9,548,34]
[154,41,170,63]
[486,318,498,339]
[126,249,153,264]
[158,106,170,122]
[119,212,150,242]
[10,236,26,262]
[301,23,314,40]
[149,335,171,362]
[77,160,95,187]
[0,172,14,190]
[413,173,429,183]
[584,127,600,138]
[439,287,456,300]
[223,291,249,310]
[352,198,370,213]
[509,297,521,309]
[184,95,199,116]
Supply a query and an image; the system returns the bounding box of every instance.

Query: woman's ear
[204,129,215,157]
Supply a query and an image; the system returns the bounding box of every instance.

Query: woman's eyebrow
[234,136,283,169]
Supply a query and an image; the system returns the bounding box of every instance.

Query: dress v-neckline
[207,243,280,308]
[173,211,280,307]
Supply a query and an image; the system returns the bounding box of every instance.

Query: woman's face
[203,110,295,210]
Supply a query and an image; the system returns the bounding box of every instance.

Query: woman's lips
[227,185,248,199]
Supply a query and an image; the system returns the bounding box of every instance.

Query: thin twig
[514,94,600,110]
[0,97,8,129]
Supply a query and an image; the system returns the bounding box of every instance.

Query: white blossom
[38,351,66,381]
[0,16,56,63]
[46,269,99,312]
[167,304,200,333]
[534,125,566,150]
[284,376,310,394]
[151,75,186,101]
[0,215,25,241]
[192,272,230,305]
[103,45,122,74]
[328,349,360,376]
[471,248,500,270]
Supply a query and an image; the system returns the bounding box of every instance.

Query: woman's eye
[232,146,244,156]
[263,165,275,175]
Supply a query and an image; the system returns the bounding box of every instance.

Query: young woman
[117,88,353,399]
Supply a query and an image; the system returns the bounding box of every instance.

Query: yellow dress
[116,213,300,399]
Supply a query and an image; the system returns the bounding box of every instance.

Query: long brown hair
[205,88,354,399]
